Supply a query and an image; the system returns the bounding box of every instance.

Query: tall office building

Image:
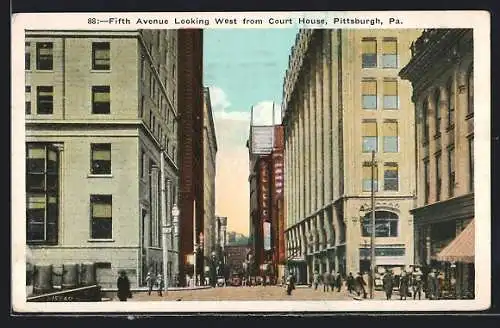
[282,29,421,283]
[25,29,180,288]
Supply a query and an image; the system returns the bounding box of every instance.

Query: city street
[111,286,416,302]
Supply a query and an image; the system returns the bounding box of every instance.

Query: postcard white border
[12,11,491,313]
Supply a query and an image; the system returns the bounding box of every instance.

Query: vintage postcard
[11,11,490,313]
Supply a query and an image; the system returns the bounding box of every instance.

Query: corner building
[25,29,180,288]
[400,29,474,298]
[282,29,421,283]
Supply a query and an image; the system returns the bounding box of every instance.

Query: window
[435,153,442,201]
[91,143,111,175]
[26,143,59,244]
[383,80,398,109]
[92,86,110,114]
[36,42,53,70]
[362,80,377,109]
[141,150,146,178]
[362,161,378,192]
[467,66,474,114]
[362,39,377,68]
[447,78,455,128]
[383,120,398,152]
[362,120,377,152]
[384,162,399,191]
[434,89,441,136]
[361,211,398,237]
[37,86,53,115]
[25,86,31,114]
[92,42,110,70]
[448,147,455,197]
[468,137,474,192]
[140,95,145,118]
[90,195,112,239]
[382,39,398,68]
[423,101,430,143]
[25,42,30,70]
[424,159,430,204]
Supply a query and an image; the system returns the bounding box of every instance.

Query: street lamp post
[360,150,376,300]
[166,204,180,293]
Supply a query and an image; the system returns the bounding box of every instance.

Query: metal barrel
[80,262,96,286]
[62,264,79,289]
[33,264,53,295]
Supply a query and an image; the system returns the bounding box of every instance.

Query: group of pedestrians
[116,270,165,301]
[311,270,345,293]
[381,267,425,300]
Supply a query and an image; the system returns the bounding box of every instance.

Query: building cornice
[26,119,179,172]
[399,29,472,97]
[410,193,474,225]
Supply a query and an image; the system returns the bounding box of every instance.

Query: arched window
[467,65,474,114]
[361,211,399,237]
[447,77,455,127]
[434,89,441,135]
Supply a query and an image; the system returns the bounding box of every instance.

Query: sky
[204,28,298,236]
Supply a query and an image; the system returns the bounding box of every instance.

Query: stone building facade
[25,29,180,288]
[400,29,474,298]
[282,29,421,283]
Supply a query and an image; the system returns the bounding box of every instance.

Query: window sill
[445,125,455,132]
[32,70,54,73]
[433,133,441,140]
[88,174,113,178]
[383,108,399,110]
[91,70,112,73]
[87,239,114,242]
[466,112,474,120]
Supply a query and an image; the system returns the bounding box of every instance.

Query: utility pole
[193,199,197,286]
[370,150,376,300]
[160,150,168,294]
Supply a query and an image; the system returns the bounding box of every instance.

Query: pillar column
[151,165,160,248]
[455,69,470,195]
[304,70,311,217]
[299,223,306,259]
[322,30,332,204]
[298,96,305,220]
[309,53,317,213]
[315,36,324,209]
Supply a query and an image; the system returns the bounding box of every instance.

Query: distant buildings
[281,29,421,283]
[177,29,205,286]
[25,29,180,288]
[202,87,218,259]
[247,123,285,279]
[400,29,474,298]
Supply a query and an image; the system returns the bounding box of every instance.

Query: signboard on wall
[263,221,271,251]
[259,160,270,222]
[272,152,284,196]
[251,126,274,155]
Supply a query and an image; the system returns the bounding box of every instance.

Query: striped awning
[435,219,475,263]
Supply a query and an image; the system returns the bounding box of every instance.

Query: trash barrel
[62,264,79,290]
[80,262,96,286]
[33,264,53,295]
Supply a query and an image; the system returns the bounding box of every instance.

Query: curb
[101,286,212,293]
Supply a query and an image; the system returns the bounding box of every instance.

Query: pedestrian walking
[156,273,164,296]
[145,271,155,296]
[412,267,423,300]
[426,271,436,299]
[335,272,342,292]
[399,271,410,300]
[117,269,132,302]
[312,271,320,290]
[322,271,331,292]
[382,270,394,300]
[329,271,336,292]
[346,272,355,294]
[355,272,367,299]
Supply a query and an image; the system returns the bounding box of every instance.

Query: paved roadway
[112,286,414,302]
